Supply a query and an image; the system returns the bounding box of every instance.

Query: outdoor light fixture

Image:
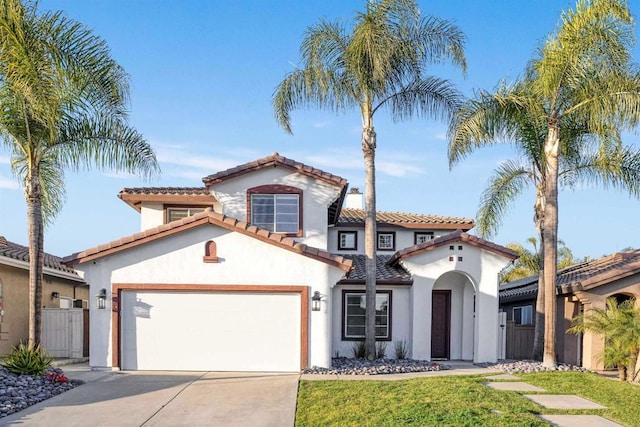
[96,288,107,310]
[51,291,60,299]
[311,291,322,311]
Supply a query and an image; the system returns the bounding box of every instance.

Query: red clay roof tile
[202,152,348,189]
[63,211,352,272]
[338,208,474,230]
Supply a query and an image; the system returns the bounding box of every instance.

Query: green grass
[295,372,640,426]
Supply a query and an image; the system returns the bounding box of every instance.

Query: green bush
[375,341,387,359]
[2,341,53,375]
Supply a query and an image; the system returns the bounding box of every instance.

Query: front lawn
[296,372,640,426]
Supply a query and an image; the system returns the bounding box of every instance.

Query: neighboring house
[0,236,88,355]
[63,153,517,372]
[500,250,640,370]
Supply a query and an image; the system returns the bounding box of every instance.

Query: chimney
[345,187,363,209]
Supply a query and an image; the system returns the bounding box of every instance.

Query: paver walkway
[484,375,622,427]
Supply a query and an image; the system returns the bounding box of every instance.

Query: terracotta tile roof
[118,187,216,211]
[338,255,412,284]
[63,210,352,272]
[499,249,640,302]
[389,230,518,265]
[0,236,83,280]
[338,208,474,230]
[120,187,212,196]
[202,152,348,189]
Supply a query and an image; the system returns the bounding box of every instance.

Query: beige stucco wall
[0,263,88,355]
[573,275,640,371]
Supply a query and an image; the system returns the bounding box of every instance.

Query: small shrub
[2,341,53,375]
[394,339,409,359]
[46,369,68,383]
[351,341,366,358]
[375,341,387,359]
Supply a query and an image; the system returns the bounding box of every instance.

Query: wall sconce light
[311,291,322,311]
[95,288,107,310]
[51,291,60,299]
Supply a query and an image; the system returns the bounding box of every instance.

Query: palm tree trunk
[542,123,559,368]
[26,161,44,347]
[532,187,545,360]
[362,125,377,360]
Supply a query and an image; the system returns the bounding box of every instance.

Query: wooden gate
[505,320,534,360]
[42,308,84,358]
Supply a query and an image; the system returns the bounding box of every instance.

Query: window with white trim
[166,207,206,223]
[338,231,357,250]
[377,232,395,251]
[250,194,299,233]
[343,291,391,340]
[513,305,533,325]
[414,232,434,244]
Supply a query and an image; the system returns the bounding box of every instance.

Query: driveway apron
[0,371,299,427]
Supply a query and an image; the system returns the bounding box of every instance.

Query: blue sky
[1,0,639,259]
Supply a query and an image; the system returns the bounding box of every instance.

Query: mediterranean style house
[64,153,517,372]
[500,250,640,370]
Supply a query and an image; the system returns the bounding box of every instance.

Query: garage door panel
[121,291,301,372]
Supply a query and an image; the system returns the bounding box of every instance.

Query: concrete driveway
[0,366,299,427]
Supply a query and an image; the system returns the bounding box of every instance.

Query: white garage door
[120,290,301,372]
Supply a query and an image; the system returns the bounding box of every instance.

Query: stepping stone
[485,374,519,380]
[538,415,622,426]
[524,394,606,409]
[486,382,545,392]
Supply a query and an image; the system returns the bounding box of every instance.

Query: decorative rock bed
[303,357,450,375]
[0,368,80,418]
[480,360,589,374]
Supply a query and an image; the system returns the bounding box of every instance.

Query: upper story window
[377,231,396,251]
[247,185,303,237]
[414,231,434,245]
[165,206,207,223]
[338,231,357,250]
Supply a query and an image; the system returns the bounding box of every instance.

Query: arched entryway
[432,271,476,360]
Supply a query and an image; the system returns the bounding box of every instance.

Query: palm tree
[448,0,640,367]
[569,299,640,382]
[452,94,640,360]
[273,0,466,358]
[0,0,159,346]
[501,238,579,284]
[272,0,466,359]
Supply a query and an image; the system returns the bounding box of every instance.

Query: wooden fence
[505,320,534,360]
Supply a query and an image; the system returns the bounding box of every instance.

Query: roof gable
[202,152,348,224]
[202,152,347,188]
[63,209,352,271]
[389,230,518,265]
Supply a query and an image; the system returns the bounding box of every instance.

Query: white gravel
[303,357,450,375]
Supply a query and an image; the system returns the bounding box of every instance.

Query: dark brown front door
[431,290,451,359]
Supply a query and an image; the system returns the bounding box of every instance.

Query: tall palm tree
[0,0,159,346]
[569,299,640,382]
[272,0,466,359]
[452,89,640,359]
[449,0,640,367]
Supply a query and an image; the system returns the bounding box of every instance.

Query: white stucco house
[63,153,517,372]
